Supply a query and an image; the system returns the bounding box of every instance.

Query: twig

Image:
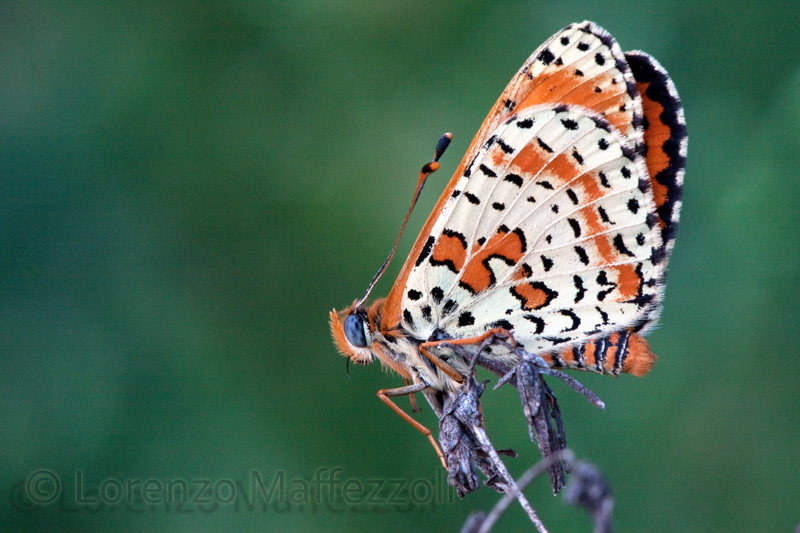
[437,333,608,531]
[444,375,548,533]
[477,449,576,533]
[562,460,615,533]
[462,450,615,533]
[469,420,549,533]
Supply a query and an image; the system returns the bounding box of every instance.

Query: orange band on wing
[460,227,526,294]
[638,81,671,219]
[430,231,468,273]
[518,70,633,137]
[510,281,557,310]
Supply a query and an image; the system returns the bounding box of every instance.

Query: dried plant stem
[440,333,609,532]
[477,450,575,533]
[467,417,549,533]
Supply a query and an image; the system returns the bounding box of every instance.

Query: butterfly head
[329,301,379,365]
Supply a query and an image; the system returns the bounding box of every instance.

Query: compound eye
[343,313,368,348]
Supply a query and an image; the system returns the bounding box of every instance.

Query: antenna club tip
[433,133,453,162]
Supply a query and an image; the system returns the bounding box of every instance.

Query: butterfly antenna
[357,132,453,307]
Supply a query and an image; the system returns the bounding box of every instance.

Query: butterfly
[330,21,686,466]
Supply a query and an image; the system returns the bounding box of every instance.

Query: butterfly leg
[403,377,421,412]
[437,327,517,350]
[418,344,466,384]
[377,382,447,468]
[419,327,518,382]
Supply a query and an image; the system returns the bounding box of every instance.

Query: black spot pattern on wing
[524,314,545,335]
[491,319,514,330]
[537,137,553,153]
[458,311,475,327]
[560,309,581,332]
[431,286,444,304]
[573,275,586,303]
[504,173,523,187]
[537,48,555,65]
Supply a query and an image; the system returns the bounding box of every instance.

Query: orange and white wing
[457,20,645,177]
[401,105,659,354]
[383,21,648,326]
[383,22,670,360]
[625,50,687,330]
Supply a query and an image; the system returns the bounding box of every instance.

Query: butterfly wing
[401,105,658,352]
[625,51,687,292]
[544,52,687,375]
[383,23,687,375]
[383,21,648,326]
[482,21,646,145]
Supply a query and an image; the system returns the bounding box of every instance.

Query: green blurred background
[2,1,799,531]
